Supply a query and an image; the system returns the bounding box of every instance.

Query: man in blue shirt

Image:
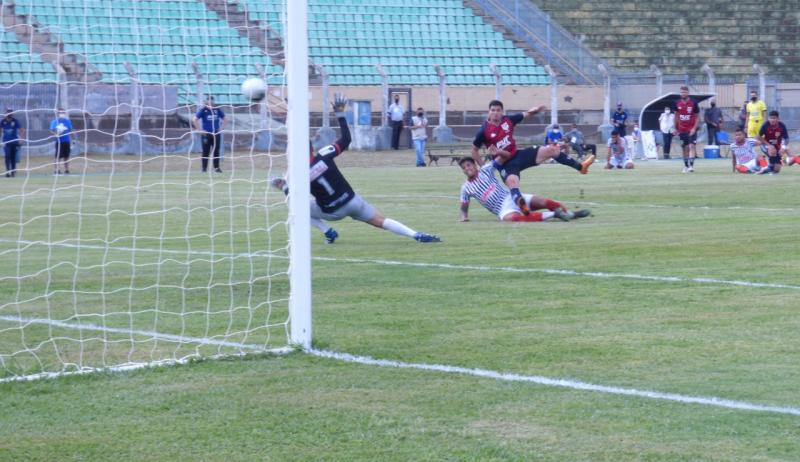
[49,109,73,175]
[611,102,628,137]
[545,123,563,145]
[194,95,225,173]
[1,108,25,177]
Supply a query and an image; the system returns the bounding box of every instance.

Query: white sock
[310,217,330,232]
[542,211,555,221]
[382,218,417,238]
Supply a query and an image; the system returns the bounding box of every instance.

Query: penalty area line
[309,348,800,417]
[3,315,799,417]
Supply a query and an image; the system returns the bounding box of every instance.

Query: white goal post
[0,0,311,381]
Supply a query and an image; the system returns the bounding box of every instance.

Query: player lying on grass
[470,99,595,216]
[271,93,441,244]
[458,157,591,222]
[730,128,763,174]
[758,111,800,173]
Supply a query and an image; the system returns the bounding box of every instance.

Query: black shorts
[55,141,71,159]
[496,146,539,181]
[679,132,696,147]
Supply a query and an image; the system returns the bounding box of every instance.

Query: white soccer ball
[241,77,267,102]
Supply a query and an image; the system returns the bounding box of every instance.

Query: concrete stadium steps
[532,0,800,78]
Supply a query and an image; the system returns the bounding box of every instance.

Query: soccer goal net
[0,0,311,381]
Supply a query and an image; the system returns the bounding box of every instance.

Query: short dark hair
[734,127,744,133]
[611,130,620,136]
[488,100,504,109]
[458,157,475,167]
[680,85,689,91]
[769,110,779,117]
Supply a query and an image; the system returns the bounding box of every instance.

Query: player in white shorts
[458,157,590,222]
[730,127,763,173]
[605,130,634,169]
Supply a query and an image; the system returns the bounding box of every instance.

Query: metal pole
[701,63,715,96]
[191,62,204,106]
[650,64,663,97]
[490,63,502,101]
[286,0,311,349]
[124,62,140,134]
[255,63,270,132]
[314,64,330,129]
[599,64,610,125]
[376,63,389,128]
[434,65,446,128]
[544,65,557,126]
[753,64,766,103]
[55,64,68,111]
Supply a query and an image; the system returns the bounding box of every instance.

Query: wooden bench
[426,146,491,166]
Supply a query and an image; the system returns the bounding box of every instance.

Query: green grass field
[1,152,799,461]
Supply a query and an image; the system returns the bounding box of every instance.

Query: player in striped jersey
[730,128,762,174]
[458,157,590,222]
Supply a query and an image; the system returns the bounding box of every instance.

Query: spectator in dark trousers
[658,106,674,159]
[737,101,747,131]
[611,102,628,137]
[387,94,404,150]
[1,108,25,177]
[704,98,723,145]
[194,96,225,173]
[564,123,596,159]
[50,109,73,175]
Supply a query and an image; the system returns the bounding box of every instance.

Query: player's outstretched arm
[460,201,470,222]
[470,145,484,166]
[332,92,351,152]
[523,104,546,118]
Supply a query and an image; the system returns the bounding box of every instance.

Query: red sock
[758,157,768,168]
[791,156,800,165]
[543,199,562,211]
[510,212,544,222]
[736,165,750,174]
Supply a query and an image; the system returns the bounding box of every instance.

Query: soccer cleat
[516,196,530,215]
[553,208,571,221]
[324,228,338,244]
[579,155,596,174]
[269,177,287,191]
[414,232,441,243]
[570,209,592,219]
[682,167,689,173]
[687,166,694,173]
[214,168,223,173]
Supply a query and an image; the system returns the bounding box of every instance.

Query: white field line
[362,193,800,213]
[2,238,800,291]
[309,349,800,417]
[3,313,798,416]
[0,314,291,384]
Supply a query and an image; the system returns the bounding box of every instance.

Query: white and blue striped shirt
[460,164,508,218]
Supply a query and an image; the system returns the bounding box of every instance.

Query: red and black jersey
[674,98,699,133]
[473,113,525,158]
[759,121,789,148]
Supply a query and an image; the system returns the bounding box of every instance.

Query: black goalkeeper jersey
[309,116,354,213]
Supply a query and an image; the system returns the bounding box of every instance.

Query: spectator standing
[1,108,25,177]
[658,106,674,159]
[745,90,767,139]
[387,94,404,150]
[737,101,747,131]
[49,109,73,175]
[194,96,225,173]
[631,122,644,160]
[611,102,629,137]
[704,98,723,145]
[410,107,428,166]
[564,123,596,159]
